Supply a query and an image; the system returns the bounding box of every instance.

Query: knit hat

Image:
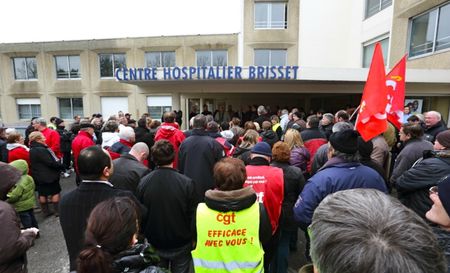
[329,129,358,154]
[438,175,450,217]
[436,130,450,148]
[54,118,64,126]
[357,136,373,158]
[251,141,272,157]
[0,162,21,200]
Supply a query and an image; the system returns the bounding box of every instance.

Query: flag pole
[349,105,360,121]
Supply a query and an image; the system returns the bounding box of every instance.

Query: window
[55,56,81,79]
[12,57,37,80]
[101,97,128,119]
[409,2,450,57]
[196,50,227,66]
[255,2,287,29]
[147,96,172,119]
[58,98,83,119]
[145,51,176,67]
[17,98,41,119]
[99,53,126,78]
[365,0,392,18]
[254,49,287,66]
[363,37,389,67]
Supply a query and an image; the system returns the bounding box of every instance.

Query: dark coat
[0,164,35,273]
[110,139,133,155]
[260,130,279,147]
[134,127,155,152]
[300,128,326,143]
[425,121,447,143]
[29,141,64,185]
[311,143,329,175]
[319,123,333,140]
[112,243,166,273]
[271,161,305,231]
[232,147,252,165]
[56,127,73,153]
[110,154,150,196]
[0,139,7,162]
[290,146,310,173]
[59,182,139,271]
[396,150,450,219]
[137,167,195,249]
[178,129,224,204]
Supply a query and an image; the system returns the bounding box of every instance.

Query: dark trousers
[62,151,71,170]
[156,243,193,273]
[18,209,39,229]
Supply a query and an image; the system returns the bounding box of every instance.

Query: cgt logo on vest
[216,212,236,225]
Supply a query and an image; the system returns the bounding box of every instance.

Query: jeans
[270,229,296,273]
[156,243,193,273]
[18,209,39,229]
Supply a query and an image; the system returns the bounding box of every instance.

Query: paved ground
[27,175,307,273]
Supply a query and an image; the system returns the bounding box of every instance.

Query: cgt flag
[356,43,388,141]
[386,55,407,129]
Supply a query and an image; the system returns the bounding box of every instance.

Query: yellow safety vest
[192,202,264,273]
[272,123,280,133]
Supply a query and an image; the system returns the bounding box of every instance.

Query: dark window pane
[113,54,126,71]
[72,98,84,117]
[255,50,270,66]
[59,98,72,119]
[100,54,113,77]
[212,51,227,66]
[26,58,37,79]
[56,56,69,78]
[18,105,31,119]
[146,52,160,67]
[197,51,211,66]
[410,10,438,57]
[31,105,41,117]
[436,3,450,51]
[162,52,176,67]
[13,58,27,80]
[69,56,81,78]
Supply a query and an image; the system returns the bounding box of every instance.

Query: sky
[0,0,241,43]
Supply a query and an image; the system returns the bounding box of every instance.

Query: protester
[178,114,224,204]
[270,115,283,140]
[232,129,259,165]
[138,140,195,273]
[396,130,450,218]
[135,117,155,153]
[101,120,120,149]
[0,127,7,162]
[284,129,310,174]
[32,117,61,159]
[6,131,30,167]
[287,111,306,132]
[110,126,135,155]
[301,115,327,173]
[192,157,271,273]
[309,189,446,273]
[7,159,38,229]
[29,131,64,217]
[59,146,139,271]
[279,109,289,133]
[77,197,164,273]
[110,142,150,196]
[55,118,73,177]
[72,120,96,185]
[154,111,185,169]
[357,137,386,183]
[318,113,334,140]
[424,111,447,143]
[207,121,234,157]
[270,142,305,273]
[0,162,38,273]
[370,134,390,168]
[260,120,279,147]
[254,105,270,127]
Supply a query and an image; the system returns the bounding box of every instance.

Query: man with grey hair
[110,126,135,155]
[110,142,150,196]
[32,117,61,158]
[424,110,447,143]
[309,188,446,273]
[311,122,353,174]
[319,113,334,140]
[255,105,270,127]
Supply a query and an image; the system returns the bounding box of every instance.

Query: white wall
[299,0,392,68]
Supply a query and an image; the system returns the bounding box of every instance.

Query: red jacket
[72,131,95,172]
[7,145,31,172]
[42,127,61,158]
[155,123,185,169]
[244,164,284,234]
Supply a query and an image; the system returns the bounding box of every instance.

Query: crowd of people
[0,104,450,273]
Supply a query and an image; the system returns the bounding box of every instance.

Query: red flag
[386,55,407,129]
[356,43,388,141]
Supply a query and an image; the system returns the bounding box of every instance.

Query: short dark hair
[163,111,176,123]
[78,146,111,180]
[213,158,247,191]
[220,121,230,131]
[193,114,207,129]
[335,110,349,121]
[137,118,147,128]
[307,115,320,129]
[207,121,219,133]
[407,115,420,123]
[101,120,118,133]
[151,140,175,166]
[402,123,424,139]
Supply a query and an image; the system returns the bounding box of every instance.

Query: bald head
[129,142,149,162]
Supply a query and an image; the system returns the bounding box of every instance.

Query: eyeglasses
[429,186,438,195]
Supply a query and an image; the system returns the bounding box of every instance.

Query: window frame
[58,97,84,119]
[365,0,392,19]
[12,57,38,81]
[362,35,390,68]
[407,1,450,59]
[253,49,288,66]
[16,99,41,120]
[55,55,81,80]
[98,53,126,78]
[254,2,288,29]
[195,50,228,67]
[145,51,176,68]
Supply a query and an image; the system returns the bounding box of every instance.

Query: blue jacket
[293,157,388,228]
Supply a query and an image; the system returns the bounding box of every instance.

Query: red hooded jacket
[71,131,95,173]
[155,123,185,169]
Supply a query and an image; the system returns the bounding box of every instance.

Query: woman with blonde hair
[233,129,259,165]
[284,129,310,174]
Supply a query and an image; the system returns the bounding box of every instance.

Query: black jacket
[137,167,195,249]
[56,127,73,153]
[110,154,150,196]
[0,139,7,162]
[396,150,450,218]
[29,141,64,185]
[232,147,252,165]
[319,123,333,140]
[134,127,155,152]
[112,243,166,273]
[178,129,224,203]
[271,161,305,231]
[59,182,140,271]
[260,130,279,148]
[424,121,447,143]
[301,128,326,142]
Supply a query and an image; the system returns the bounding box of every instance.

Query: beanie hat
[251,141,272,157]
[436,130,450,148]
[54,118,64,126]
[357,136,373,158]
[438,175,450,217]
[329,129,358,154]
[0,162,21,200]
